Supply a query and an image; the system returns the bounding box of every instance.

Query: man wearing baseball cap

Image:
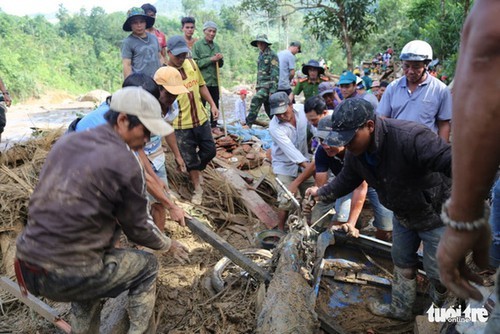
[307,98,452,321]
[337,71,358,100]
[268,91,313,230]
[166,35,218,205]
[16,86,190,333]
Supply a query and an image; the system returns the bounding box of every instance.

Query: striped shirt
[173,59,208,129]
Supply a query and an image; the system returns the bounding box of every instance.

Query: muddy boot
[128,283,156,334]
[368,267,416,321]
[70,299,103,334]
[429,281,448,307]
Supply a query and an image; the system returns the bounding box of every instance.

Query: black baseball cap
[325,98,375,147]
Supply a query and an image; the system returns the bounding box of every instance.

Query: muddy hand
[305,186,319,201]
[167,240,190,264]
[437,225,491,301]
[301,196,315,215]
[175,156,187,173]
[169,204,186,227]
[340,224,360,238]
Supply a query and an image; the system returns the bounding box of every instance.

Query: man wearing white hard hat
[377,40,452,142]
[15,86,189,333]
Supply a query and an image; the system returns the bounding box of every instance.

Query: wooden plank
[218,167,278,228]
[186,217,271,284]
[0,276,71,333]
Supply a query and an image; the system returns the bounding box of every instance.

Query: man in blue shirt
[377,40,452,142]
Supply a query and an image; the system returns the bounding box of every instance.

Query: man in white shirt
[268,91,313,230]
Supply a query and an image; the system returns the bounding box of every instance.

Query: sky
[0,0,141,16]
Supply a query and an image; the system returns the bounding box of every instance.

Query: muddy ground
[0,90,423,334]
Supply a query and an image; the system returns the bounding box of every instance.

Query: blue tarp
[225,123,273,150]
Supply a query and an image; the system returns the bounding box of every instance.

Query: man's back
[278,49,295,90]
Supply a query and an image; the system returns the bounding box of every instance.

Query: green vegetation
[0,0,472,103]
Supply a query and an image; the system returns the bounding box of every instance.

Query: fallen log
[256,233,318,333]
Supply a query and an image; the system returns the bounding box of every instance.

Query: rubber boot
[368,267,416,321]
[128,283,156,334]
[429,281,448,308]
[70,299,103,334]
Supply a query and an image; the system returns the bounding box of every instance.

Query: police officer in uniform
[290,59,330,102]
[246,34,279,127]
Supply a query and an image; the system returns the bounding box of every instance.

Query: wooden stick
[215,62,227,137]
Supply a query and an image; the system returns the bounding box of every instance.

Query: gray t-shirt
[121,32,161,78]
[278,49,296,90]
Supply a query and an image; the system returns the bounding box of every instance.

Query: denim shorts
[391,217,444,281]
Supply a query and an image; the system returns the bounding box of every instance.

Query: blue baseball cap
[337,71,357,85]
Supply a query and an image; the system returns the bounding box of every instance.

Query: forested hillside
[0,0,471,103]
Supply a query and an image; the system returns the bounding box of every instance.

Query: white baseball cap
[110,86,173,136]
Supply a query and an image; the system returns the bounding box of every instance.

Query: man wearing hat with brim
[122,7,161,79]
[306,98,452,321]
[15,86,190,333]
[246,34,279,127]
[192,21,224,130]
[290,59,330,102]
[268,91,313,230]
[166,35,218,205]
[278,41,302,97]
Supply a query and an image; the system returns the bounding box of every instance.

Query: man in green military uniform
[290,59,330,102]
[246,34,279,127]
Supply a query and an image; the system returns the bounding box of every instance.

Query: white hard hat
[400,40,433,62]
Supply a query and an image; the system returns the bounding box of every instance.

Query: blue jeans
[391,218,444,281]
[310,192,352,225]
[486,179,500,333]
[366,187,394,231]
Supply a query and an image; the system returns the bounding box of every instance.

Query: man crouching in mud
[306,98,451,321]
[15,87,189,334]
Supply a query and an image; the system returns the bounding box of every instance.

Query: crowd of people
[5,1,499,332]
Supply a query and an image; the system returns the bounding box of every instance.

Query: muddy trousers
[246,88,271,126]
[17,248,159,334]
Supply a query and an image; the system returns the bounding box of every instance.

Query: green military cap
[251,34,272,47]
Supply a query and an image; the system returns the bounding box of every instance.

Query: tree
[241,0,377,69]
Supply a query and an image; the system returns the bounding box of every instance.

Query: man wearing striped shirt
[166,35,218,205]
